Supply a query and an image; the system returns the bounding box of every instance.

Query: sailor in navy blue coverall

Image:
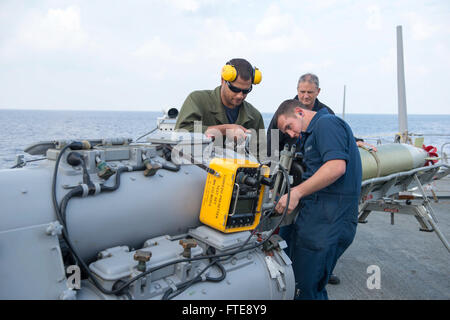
[273,99,362,300]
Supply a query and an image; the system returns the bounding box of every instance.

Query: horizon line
[0,107,449,116]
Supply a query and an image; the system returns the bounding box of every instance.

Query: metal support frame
[358,169,450,253]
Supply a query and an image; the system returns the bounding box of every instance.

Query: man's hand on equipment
[274,159,346,216]
[356,140,377,152]
[205,124,249,143]
[275,188,302,215]
[225,124,249,143]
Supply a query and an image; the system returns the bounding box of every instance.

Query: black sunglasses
[226,81,252,94]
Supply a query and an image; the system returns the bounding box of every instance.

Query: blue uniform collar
[305,108,328,134]
[295,108,328,146]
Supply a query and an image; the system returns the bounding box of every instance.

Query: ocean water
[0,109,449,169]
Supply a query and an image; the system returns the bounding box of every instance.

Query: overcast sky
[1,0,449,114]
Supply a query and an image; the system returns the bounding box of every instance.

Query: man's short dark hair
[273,99,304,128]
[228,58,253,82]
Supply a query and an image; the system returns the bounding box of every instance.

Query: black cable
[55,159,187,296]
[100,166,133,192]
[51,145,144,296]
[161,164,291,300]
[59,165,144,229]
[169,259,226,299]
[226,162,276,251]
[52,145,291,297]
[113,164,291,297]
[231,164,290,253]
[52,144,73,223]
[162,259,226,300]
[101,182,290,297]
[50,144,95,272]
[59,186,83,227]
[52,156,166,296]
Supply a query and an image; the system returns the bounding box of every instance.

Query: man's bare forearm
[206,124,229,135]
[292,159,346,199]
[205,124,248,136]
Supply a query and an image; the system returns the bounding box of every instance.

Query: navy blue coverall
[279,108,362,300]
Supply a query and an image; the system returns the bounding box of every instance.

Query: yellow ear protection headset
[221,61,262,84]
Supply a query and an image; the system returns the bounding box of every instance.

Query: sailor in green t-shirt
[175,58,265,145]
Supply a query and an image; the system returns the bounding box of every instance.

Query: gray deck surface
[327,175,450,300]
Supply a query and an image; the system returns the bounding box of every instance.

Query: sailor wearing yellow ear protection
[175,58,265,146]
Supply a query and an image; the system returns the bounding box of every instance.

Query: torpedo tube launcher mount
[0,110,448,300]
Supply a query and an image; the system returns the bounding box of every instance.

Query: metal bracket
[358,186,450,253]
[229,183,240,217]
[264,256,286,291]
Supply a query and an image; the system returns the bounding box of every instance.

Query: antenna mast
[342,85,346,120]
[397,25,409,143]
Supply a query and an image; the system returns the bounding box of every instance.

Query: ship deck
[327,174,450,300]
